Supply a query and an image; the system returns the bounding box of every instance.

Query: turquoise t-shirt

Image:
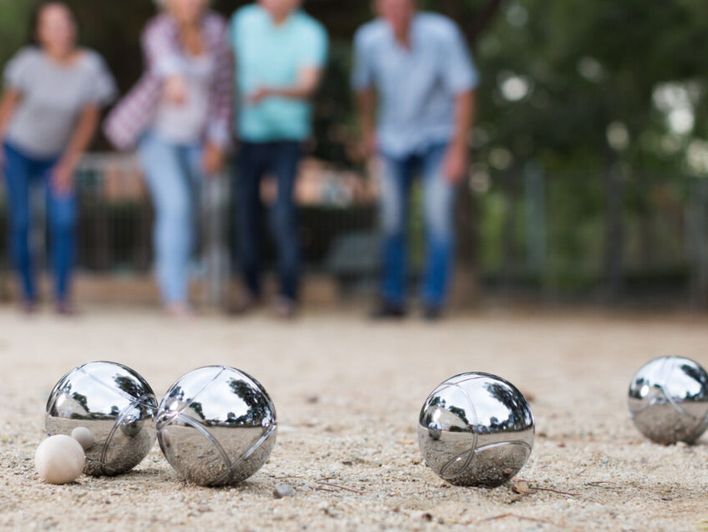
[231,5,328,142]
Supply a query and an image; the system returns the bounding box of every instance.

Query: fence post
[202,176,230,309]
[523,161,547,286]
[604,161,625,300]
[686,177,708,307]
[0,190,7,302]
[31,183,47,292]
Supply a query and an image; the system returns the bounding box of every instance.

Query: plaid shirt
[104,11,233,150]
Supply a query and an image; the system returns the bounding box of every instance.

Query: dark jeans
[378,143,455,309]
[235,140,302,301]
[2,142,75,303]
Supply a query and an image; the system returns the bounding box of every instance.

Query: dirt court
[0,306,706,531]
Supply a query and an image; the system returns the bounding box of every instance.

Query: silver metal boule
[628,356,708,445]
[156,366,277,487]
[45,361,157,476]
[418,372,535,488]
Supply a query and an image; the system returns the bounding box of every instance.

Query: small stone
[273,483,294,499]
[511,479,533,495]
[521,389,536,402]
[35,435,85,485]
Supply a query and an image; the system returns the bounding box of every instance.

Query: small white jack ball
[35,435,85,484]
[71,427,95,451]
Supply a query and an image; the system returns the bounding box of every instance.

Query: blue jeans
[379,143,456,309]
[3,142,75,303]
[235,141,302,301]
[138,132,202,305]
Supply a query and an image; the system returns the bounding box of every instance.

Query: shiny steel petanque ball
[628,356,708,445]
[45,361,158,476]
[418,372,535,488]
[156,366,277,487]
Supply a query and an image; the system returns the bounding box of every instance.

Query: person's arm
[52,104,100,195]
[439,20,479,184]
[355,87,377,160]
[249,22,328,104]
[351,27,377,160]
[0,88,21,142]
[248,67,323,104]
[443,89,476,183]
[203,16,234,176]
[142,14,187,105]
[0,89,21,165]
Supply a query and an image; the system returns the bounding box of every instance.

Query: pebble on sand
[35,435,85,485]
[273,484,295,499]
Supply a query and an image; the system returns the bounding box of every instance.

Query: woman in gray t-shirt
[0,2,115,314]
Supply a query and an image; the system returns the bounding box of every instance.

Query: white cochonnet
[35,435,85,484]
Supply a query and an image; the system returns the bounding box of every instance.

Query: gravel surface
[0,306,706,531]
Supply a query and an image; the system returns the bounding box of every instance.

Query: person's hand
[443,142,470,184]
[164,75,188,105]
[202,142,225,177]
[359,130,377,161]
[248,87,272,105]
[52,159,76,196]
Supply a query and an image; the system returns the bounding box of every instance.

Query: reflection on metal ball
[45,361,157,476]
[628,356,708,445]
[156,366,277,487]
[418,372,535,488]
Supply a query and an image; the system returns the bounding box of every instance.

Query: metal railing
[1,154,708,306]
[476,165,707,303]
[0,152,379,305]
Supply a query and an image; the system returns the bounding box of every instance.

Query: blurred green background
[2,0,708,304]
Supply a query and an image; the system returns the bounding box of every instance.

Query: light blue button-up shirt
[352,13,479,157]
[231,5,328,142]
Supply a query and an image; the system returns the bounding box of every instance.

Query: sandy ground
[0,306,706,531]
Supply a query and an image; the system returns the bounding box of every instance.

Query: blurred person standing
[229,0,328,319]
[0,2,116,315]
[105,0,232,318]
[353,0,479,321]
